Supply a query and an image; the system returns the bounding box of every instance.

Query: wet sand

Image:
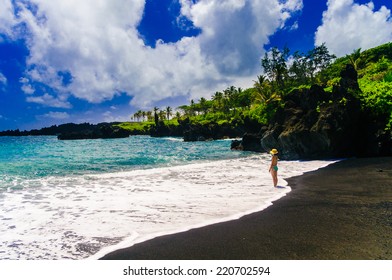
[101,157,392,260]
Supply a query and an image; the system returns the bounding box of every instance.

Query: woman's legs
[271,170,278,187]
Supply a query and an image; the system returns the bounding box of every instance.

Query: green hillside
[326,42,392,129]
[120,42,392,134]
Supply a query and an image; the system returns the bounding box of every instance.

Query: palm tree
[166,106,172,120]
[190,100,197,116]
[349,48,362,70]
[153,106,159,125]
[133,110,142,122]
[159,110,166,121]
[199,97,209,115]
[212,91,223,112]
[146,111,153,122]
[253,75,280,105]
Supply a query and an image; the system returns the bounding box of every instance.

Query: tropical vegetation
[118,42,392,135]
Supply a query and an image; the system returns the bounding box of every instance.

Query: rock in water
[58,125,129,140]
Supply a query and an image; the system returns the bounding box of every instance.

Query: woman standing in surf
[269,149,279,188]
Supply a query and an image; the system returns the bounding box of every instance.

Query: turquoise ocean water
[0,136,335,259]
[0,136,246,190]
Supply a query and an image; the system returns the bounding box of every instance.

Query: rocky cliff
[235,64,392,159]
[57,125,130,140]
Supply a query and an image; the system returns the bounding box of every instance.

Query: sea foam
[0,155,336,260]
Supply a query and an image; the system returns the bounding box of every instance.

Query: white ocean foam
[162,137,183,142]
[0,155,337,260]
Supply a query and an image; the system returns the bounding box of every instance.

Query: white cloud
[180,0,303,75]
[101,110,131,123]
[0,72,7,85]
[0,0,18,38]
[315,0,392,56]
[21,84,35,95]
[42,111,70,120]
[19,77,35,94]
[26,93,72,108]
[0,72,7,92]
[3,0,303,110]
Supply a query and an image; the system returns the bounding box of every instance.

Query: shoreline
[101,157,392,260]
[2,150,309,260]
[89,154,295,260]
[90,186,290,260]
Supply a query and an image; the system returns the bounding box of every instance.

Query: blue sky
[0,0,391,131]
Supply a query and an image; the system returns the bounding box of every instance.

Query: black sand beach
[101,157,392,260]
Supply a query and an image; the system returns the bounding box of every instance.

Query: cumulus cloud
[19,77,35,94]
[26,93,72,108]
[3,0,303,110]
[315,0,392,56]
[42,111,70,120]
[21,84,35,95]
[0,0,18,39]
[101,110,132,123]
[180,0,303,75]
